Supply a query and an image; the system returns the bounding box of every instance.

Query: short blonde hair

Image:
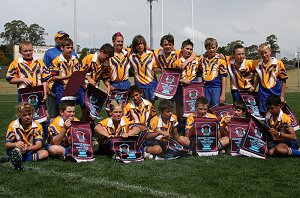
[17,102,34,117]
[109,100,122,111]
[258,43,271,53]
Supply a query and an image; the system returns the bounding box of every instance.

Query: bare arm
[52,119,71,145]
[8,78,32,86]
[94,124,113,138]
[280,80,286,102]
[219,77,226,104]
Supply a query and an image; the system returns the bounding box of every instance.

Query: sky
[1,0,300,59]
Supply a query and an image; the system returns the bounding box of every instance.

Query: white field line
[6,164,196,198]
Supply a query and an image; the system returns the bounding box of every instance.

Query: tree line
[0,20,297,67]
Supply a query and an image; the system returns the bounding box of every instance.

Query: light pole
[74,0,77,53]
[296,52,300,91]
[147,0,157,49]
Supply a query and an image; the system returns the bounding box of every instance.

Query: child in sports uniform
[46,100,79,160]
[5,103,49,170]
[265,95,300,157]
[124,85,157,127]
[200,38,227,107]
[250,43,287,115]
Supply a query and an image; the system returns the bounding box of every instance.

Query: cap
[54,31,69,39]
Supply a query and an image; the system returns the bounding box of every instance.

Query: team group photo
[0,0,300,197]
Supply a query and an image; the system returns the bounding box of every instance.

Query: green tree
[0,20,28,45]
[0,20,45,45]
[266,34,280,52]
[78,48,90,63]
[245,44,259,60]
[225,40,244,55]
[27,24,46,45]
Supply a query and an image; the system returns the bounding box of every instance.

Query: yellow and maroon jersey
[108,48,131,82]
[252,57,287,89]
[81,52,110,84]
[200,54,227,87]
[265,110,292,141]
[149,114,178,141]
[129,50,159,85]
[6,57,51,89]
[124,98,157,125]
[154,48,182,69]
[227,58,254,90]
[49,54,81,85]
[185,113,217,130]
[6,119,43,146]
[47,116,79,146]
[99,116,134,136]
[174,56,200,81]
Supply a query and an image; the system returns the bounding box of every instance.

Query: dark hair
[158,99,173,113]
[181,39,194,48]
[59,100,75,111]
[112,32,123,42]
[233,44,245,54]
[100,43,114,58]
[266,94,281,107]
[131,35,147,53]
[195,96,208,107]
[128,85,142,96]
[233,100,246,112]
[61,38,73,47]
[204,38,218,49]
[160,34,174,46]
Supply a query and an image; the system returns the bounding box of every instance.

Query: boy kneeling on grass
[143,99,188,159]
[0,103,48,170]
[265,95,300,157]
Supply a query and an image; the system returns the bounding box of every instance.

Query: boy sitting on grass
[143,99,188,158]
[2,103,49,170]
[265,95,300,157]
[46,100,79,160]
[183,96,217,149]
[217,101,247,152]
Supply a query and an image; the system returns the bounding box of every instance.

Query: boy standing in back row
[49,38,85,118]
[200,38,227,107]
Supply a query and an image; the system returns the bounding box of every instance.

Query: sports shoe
[0,155,11,163]
[11,149,24,171]
[143,152,153,159]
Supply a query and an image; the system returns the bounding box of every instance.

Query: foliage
[245,44,259,60]
[0,45,13,65]
[0,93,300,197]
[266,34,280,52]
[0,20,45,45]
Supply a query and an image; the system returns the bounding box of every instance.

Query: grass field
[0,92,300,198]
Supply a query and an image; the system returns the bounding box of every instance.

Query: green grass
[1,93,300,198]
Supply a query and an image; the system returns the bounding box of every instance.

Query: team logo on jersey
[201,124,212,136]
[235,127,246,137]
[76,131,85,143]
[165,75,175,84]
[189,90,199,99]
[89,94,98,104]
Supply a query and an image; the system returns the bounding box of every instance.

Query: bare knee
[275,144,288,156]
[48,145,65,156]
[38,150,49,160]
